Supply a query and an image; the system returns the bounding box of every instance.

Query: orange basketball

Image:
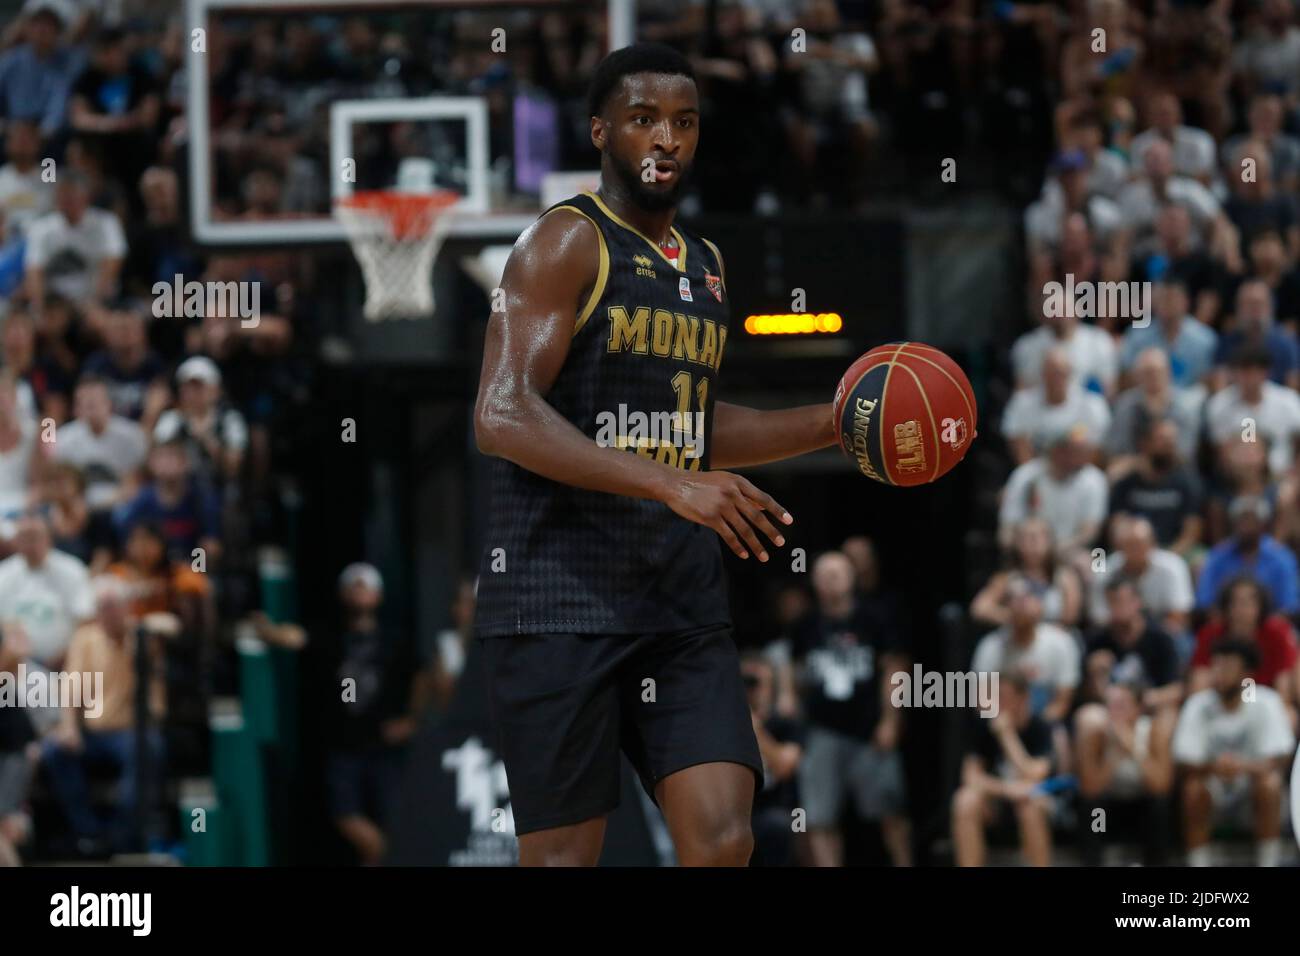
[831,342,978,486]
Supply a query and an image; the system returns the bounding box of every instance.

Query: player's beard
[608,146,691,212]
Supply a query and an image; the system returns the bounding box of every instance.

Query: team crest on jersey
[632,254,656,279]
[705,272,722,302]
[679,276,693,302]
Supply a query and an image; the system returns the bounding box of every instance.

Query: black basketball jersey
[475,191,732,637]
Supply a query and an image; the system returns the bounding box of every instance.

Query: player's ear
[590,115,606,150]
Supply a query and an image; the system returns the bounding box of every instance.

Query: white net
[334,191,459,321]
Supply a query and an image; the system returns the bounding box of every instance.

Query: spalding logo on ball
[832,342,978,486]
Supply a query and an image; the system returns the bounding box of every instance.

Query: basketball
[832,342,978,487]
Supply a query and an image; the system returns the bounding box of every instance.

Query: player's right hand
[663,471,792,561]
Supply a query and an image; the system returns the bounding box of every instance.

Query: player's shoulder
[508,197,603,276]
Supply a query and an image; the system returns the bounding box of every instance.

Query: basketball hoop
[334,189,460,321]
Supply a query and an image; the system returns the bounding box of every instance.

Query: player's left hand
[663,471,792,561]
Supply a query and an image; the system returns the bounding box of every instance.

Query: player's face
[597,73,699,211]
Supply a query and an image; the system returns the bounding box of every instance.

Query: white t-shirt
[1130,127,1219,183]
[1001,383,1112,451]
[53,415,148,509]
[0,548,95,665]
[1204,381,1300,476]
[972,623,1081,713]
[24,207,127,303]
[1118,176,1220,235]
[1024,190,1125,249]
[1173,685,1295,765]
[999,457,1109,547]
[1012,324,1118,393]
[1088,549,1195,624]
[0,163,53,242]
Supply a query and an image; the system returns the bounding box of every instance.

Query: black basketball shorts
[481,624,763,836]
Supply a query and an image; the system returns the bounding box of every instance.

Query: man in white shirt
[1001,346,1111,464]
[999,426,1109,562]
[0,118,53,243]
[1129,92,1218,186]
[1174,639,1295,866]
[971,573,1081,723]
[53,375,146,510]
[1012,309,1118,396]
[1118,139,1223,254]
[1088,516,1194,634]
[23,168,125,309]
[1204,344,1300,477]
[0,511,93,668]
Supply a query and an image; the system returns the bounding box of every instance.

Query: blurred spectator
[742,650,804,867]
[1060,107,1127,200]
[1025,150,1125,260]
[1128,204,1221,325]
[774,551,909,867]
[39,575,170,857]
[67,26,160,198]
[1129,92,1217,186]
[1106,347,1201,467]
[1073,679,1176,865]
[1118,281,1217,390]
[0,118,53,244]
[1211,280,1300,389]
[1189,576,1299,724]
[999,426,1108,563]
[0,621,35,866]
[1011,306,1117,396]
[80,305,167,427]
[1238,229,1300,331]
[1174,639,1295,866]
[122,166,200,297]
[323,563,423,866]
[1232,0,1300,102]
[0,510,92,670]
[114,439,221,566]
[971,517,1083,630]
[1204,344,1300,478]
[0,370,39,520]
[52,374,146,511]
[4,307,70,422]
[0,0,83,139]
[1001,346,1110,465]
[1088,516,1194,639]
[951,672,1066,867]
[426,575,475,712]
[971,573,1080,724]
[1117,139,1222,257]
[23,170,125,311]
[153,356,247,489]
[1196,494,1299,614]
[1082,575,1184,711]
[1108,417,1203,556]
[1222,140,1298,261]
[107,520,211,636]
[37,460,104,566]
[1222,93,1300,195]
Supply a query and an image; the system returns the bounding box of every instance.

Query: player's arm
[474,211,792,560]
[710,402,838,469]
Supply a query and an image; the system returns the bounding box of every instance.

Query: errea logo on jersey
[632,254,657,279]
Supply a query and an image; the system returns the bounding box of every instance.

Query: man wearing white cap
[153,355,247,487]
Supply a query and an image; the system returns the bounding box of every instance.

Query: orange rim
[336,189,459,240]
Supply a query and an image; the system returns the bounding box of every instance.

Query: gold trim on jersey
[544,203,611,335]
[701,237,726,297]
[586,191,688,272]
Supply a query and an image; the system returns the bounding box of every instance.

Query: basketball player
[473,43,838,866]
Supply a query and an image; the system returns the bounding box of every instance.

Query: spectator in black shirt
[1109,415,1203,557]
[323,563,423,866]
[952,672,1066,867]
[775,550,909,866]
[742,651,804,867]
[68,27,160,206]
[1081,576,1184,712]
